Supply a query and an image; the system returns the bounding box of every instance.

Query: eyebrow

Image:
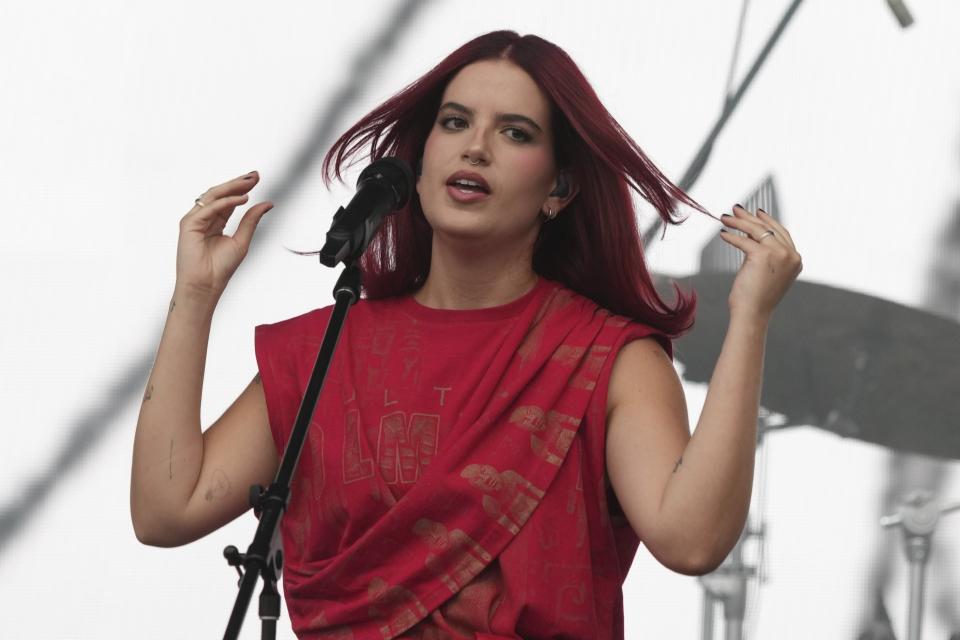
[438,101,543,133]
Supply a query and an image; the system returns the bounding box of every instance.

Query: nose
[461,127,491,167]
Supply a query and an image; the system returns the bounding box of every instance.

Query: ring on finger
[195,196,206,208]
[755,229,775,242]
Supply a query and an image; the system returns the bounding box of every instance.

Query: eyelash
[438,116,532,143]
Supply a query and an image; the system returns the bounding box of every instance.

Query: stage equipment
[656,272,960,460]
[880,491,960,640]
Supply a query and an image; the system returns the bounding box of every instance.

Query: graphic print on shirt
[398,327,423,387]
[376,412,440,485]
[517,288,578,369]
[538,442,588,552]
[508,406,580,466]
[569,344,611,391]
[551,343,587,367]
[547,562,593,625]
[413,518,493,593]
[342,409,375,484]
[286,431,317,559]
[305,423,351,529]
[460,464,546,534]
[306,611,354,640]
[367,576,429,638]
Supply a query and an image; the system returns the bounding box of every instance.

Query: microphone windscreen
[357,157,415,210]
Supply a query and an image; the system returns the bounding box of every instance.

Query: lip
[445,170,492,194]
[444,170,492,204]
[446,184,491,203]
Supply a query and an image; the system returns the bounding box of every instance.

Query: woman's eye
[440,116,466,129]
[504,127,531,143]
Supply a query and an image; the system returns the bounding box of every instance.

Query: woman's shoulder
[255,305,333,335]
[548,279,659,330]
[255,295,406,336]
[547,279,675,362]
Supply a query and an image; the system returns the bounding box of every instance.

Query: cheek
[507,149,554,194]
[421,130,447,175]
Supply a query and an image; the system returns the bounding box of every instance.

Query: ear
[542,170,579,216]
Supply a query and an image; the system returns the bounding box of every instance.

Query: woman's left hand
[719,204,803,322]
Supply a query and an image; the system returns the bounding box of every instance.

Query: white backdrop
[2,1,960,638]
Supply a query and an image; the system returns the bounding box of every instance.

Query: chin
[423,202,494,238]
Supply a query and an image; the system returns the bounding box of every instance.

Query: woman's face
[416,59,559,247]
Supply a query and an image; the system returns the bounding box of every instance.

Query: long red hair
[319,30,707,337]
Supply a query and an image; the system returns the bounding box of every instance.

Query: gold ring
[194,197,206,208]
[756,230,775,241]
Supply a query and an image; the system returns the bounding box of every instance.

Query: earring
[543,207,557,221]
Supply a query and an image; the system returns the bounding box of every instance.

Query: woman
[131,31,801,639]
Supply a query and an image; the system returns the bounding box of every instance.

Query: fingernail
[758,207,767,215]
[721,213,732,218]
[734,203,743,210]
[719,228,728,233]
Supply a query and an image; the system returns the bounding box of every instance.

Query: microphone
[319,157,415,267]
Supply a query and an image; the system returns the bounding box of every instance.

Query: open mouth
[446,178,490,194]
[445,170,492,195]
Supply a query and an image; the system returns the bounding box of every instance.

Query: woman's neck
[413,232,540,310]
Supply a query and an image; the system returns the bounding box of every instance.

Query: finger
[182,194,249,231]
[721,213,773,241]
[194,171,260,208]
[756,209,796,250]
[725,206,782,244]
[718,228,757,254]
[231,202,274,253]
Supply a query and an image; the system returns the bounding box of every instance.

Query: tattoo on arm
[204,469,231,502]
[143,384,154,402]
[673,456,683,473]
[253,373,261,385]
[169,298,176,314]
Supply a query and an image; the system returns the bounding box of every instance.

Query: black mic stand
[221,263,361,640]
[216,156,413,640]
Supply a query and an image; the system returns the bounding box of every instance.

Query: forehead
[441,59,551,124]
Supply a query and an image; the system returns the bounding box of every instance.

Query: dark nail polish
[734,203,743,210]
[721,213,732,218]
[719,228,728,233]
[243,175,255,180]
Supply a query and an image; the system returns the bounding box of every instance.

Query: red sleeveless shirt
[254,277,671,639]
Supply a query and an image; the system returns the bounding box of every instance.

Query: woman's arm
[605,317,765,575]
[605,205,800,575]
[130,287,279,547]
[131,172,277,546]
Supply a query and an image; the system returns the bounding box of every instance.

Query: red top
[254,277,671,639]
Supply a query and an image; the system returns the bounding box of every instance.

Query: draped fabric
[254,277,672,639]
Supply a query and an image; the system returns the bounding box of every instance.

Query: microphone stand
[216,156,411,638]
[220,262,362,640]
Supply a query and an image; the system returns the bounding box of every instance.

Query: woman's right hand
[176,171,274,299]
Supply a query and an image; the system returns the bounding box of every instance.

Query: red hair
[318,30,708,337]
